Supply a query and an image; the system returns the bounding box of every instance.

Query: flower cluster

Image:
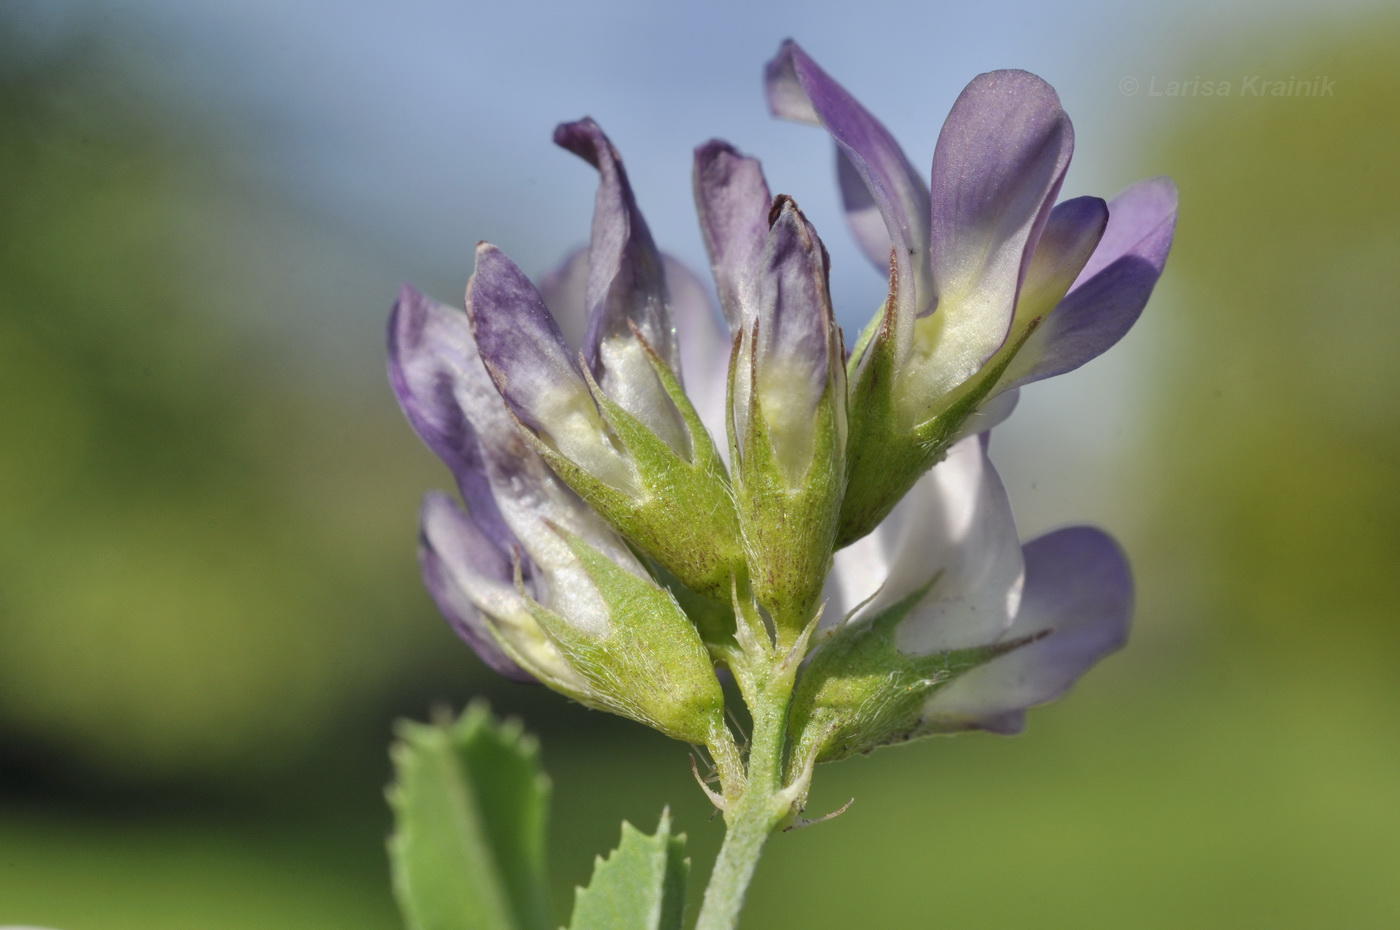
[389,40,1175,775]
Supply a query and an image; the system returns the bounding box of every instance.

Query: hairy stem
[694,660,799,930]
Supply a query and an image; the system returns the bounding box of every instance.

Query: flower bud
[393,286,726,744]
[728,196,846,633]
[464,119,746,600]
[766,41,1175,547]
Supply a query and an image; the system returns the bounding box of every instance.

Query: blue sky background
[13,0,1384,540]
[19,0,1374,281]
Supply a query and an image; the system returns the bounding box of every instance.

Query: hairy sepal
[526,528,726,745]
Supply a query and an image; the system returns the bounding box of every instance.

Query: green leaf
[568,810,688,930]
[388,703,552,930]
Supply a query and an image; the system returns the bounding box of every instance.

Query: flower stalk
[696,624,812,930]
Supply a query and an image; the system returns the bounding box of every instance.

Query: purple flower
[789,435,1132,763]
[461,119,744,601]
[692,148,848,630]
[765,40,1177,545]
[390,284,727,745]
[388,41,1166,759]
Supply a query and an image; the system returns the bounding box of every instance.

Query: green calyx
[732,368,845,638]
[525,528,727,747]
[836,317,1040,548]
[787,581,1037,766]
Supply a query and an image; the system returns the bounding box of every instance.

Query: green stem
[694,668,795,930]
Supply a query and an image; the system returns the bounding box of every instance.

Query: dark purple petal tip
[693,139,773,329]
[552,118,677,377]
[758,196,835,389]
[553,117,615,170]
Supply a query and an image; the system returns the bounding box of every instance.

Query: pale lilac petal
[466,243,584,432]
[866,436,1025,652]
[418,491,534,682]
[466,243,635,493]
[395,272,638,636]
[747,196,836,477]
[835,144,899,276]
[1019,196,1109,316]
[464,252,645,600]
[923,526,1132,732]
[665,255,731,450]
[391,280,616,568]
[555,120,689,460]
[919,70,1074,393]
[765,40,932,330]
[387,284,510,548]
[1075,176,1177,284]
[537,247,591,351]
[1003,178,1178,388]
[693,140,772,330]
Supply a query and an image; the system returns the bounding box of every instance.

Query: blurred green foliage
[0,17,461,781]
[1136,17,1400,670]
[2,8,1399,930]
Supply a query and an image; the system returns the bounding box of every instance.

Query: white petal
[867,436,1024,653]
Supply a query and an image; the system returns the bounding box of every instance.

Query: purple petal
[390,281,630,576]
[747,196,838,478]
[693,139,772,330]
[765,40,932,330]
[465,243,587,432]
[665,255,731,450]
[835,143,898,276]
[554,118,681,375]
[466,243,635,492]
[418,491,535,682]
[1020,196,1109,315]
[387,284,510,548]
[537,247,591,351]
[1075,176,1178,285]
[556,118,689,452]
[922,70,1074,387]
[1003,178,1178,388]
[923,526,1132,731]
